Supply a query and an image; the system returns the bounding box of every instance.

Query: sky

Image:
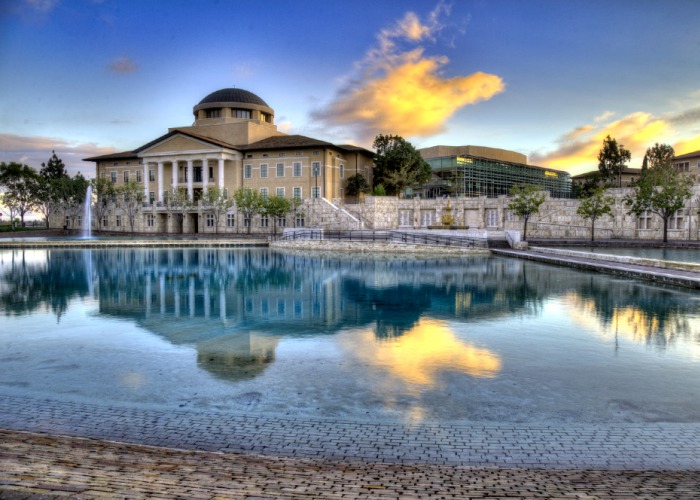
[1,0,699,178]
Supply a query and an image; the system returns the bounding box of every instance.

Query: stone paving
[1,394,700,498]
[2,429,700,499]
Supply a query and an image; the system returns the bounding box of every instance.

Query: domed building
[85,88,375,234]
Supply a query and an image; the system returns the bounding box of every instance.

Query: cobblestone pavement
[1,395,700,498]
[2,429,700,499]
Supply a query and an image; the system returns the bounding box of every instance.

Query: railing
[275,229,487,248]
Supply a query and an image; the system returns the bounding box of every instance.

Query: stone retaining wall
[271,240,491,255]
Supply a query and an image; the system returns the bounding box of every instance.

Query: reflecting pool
[1,247,699,424]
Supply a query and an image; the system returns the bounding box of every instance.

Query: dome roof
[198,88,269,107]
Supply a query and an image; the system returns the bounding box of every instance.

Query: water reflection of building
[3,247,699,382]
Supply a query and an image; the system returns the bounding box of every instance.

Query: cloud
[530,107,700,175]
[108,56,138,74]
[311,2,504,144]
[24,0,57,13]
[0,133,116,177]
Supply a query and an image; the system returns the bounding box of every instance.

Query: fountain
[82,185,92,239]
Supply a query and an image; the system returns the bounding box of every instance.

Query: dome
[198,88,269,107]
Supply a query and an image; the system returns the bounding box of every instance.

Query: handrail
[275,229,486,248]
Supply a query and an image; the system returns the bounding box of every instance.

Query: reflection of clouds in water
[565,292,700,350]
[341,318,501,386]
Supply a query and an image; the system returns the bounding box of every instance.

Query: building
[571,167,643,189]
[417,145,572,199]
[84,88,374,233]
[673,150,700,180]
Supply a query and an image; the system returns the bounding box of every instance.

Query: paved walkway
[1,394,700,498]
[2,429,700,499]
[491,248,700,289]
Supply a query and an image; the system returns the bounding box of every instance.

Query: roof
[135,129,238,153]
[198,88,269,107]
[83,151,138,161]
[674,150,700,160]
[239,135,374,156]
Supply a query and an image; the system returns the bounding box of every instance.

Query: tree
[201,187,233,234]
[372,134,431,196]
[164,187,193,233]
[117,181,144,234]
[625,144,692,243]
[0,162,40,227]
[233,188,264,234]
[373,184,386,196]
[597,135,631,187]
[40,150,67,180]
[645,143,675,170]
[55,174,89,229]
[507,184,545,241]
[261,195,293,234]
[345,173,370,198]
[90,177,116,232]
[576,187,614,242]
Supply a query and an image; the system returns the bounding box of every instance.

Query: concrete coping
[530,246,700,272]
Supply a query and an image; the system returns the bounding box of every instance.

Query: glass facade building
[420,155,572,199]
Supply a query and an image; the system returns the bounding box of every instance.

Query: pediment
[141,134,222,155]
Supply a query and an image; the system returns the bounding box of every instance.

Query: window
[312,150,320,155]
[669,210,684,230]
[339,164,344,179]
[312,186,321,199]
[261,299,269,315]
[244,217,250,228]
[102,216,108,227]
[226,213,235,227]
[486,209,499,228]
[276,163,285,177]
[277,299,286,316]
[295,214,305,227]
[205,214,214,228]
[149,169,155,182]
[638,210,652,230]
[293,162,302,177]
[136,170,142,182]
[111,172,117,183]
[208,166,214,181]
[312,162,321,177]
[276,187,285,197]
[113,162,119,166]
[116,215,122,227]
[260,164,268,178]
[260,215,269,227]
[65,216,70,227]
[420,210,434,227]
[295,151,302,156]
[262,153,268,158]
[146,214,155,228]
[260,187,268,200]
[233,109,251,119]
[244,165,252,178]
[123,171,129,183]
[279,152,286,157]
[100,172,107,179]
[293,187,302,200]
[77,216,82,227]
[205,109,221,118]
[149,192,155,204]
[278,217,286,227]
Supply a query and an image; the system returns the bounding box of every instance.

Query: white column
[201,159,208,195]
[187,160,194,199]
[171,160,178,191]
[157,161,164,203]
[145,278,152,317]
[159,274,166,316]
[219,289,226,323]
[218,158,225,191]
[188,276,195,318]
[143,162,149,199]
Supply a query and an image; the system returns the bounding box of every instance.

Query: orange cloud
[0,133,116,176]
[531,110,699,175]
[312,4,504,143]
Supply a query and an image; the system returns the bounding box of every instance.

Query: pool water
[1,247,699,425]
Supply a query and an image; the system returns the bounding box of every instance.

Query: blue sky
[1,0,699,177]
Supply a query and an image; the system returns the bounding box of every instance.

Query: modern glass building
[418,146,572,199]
